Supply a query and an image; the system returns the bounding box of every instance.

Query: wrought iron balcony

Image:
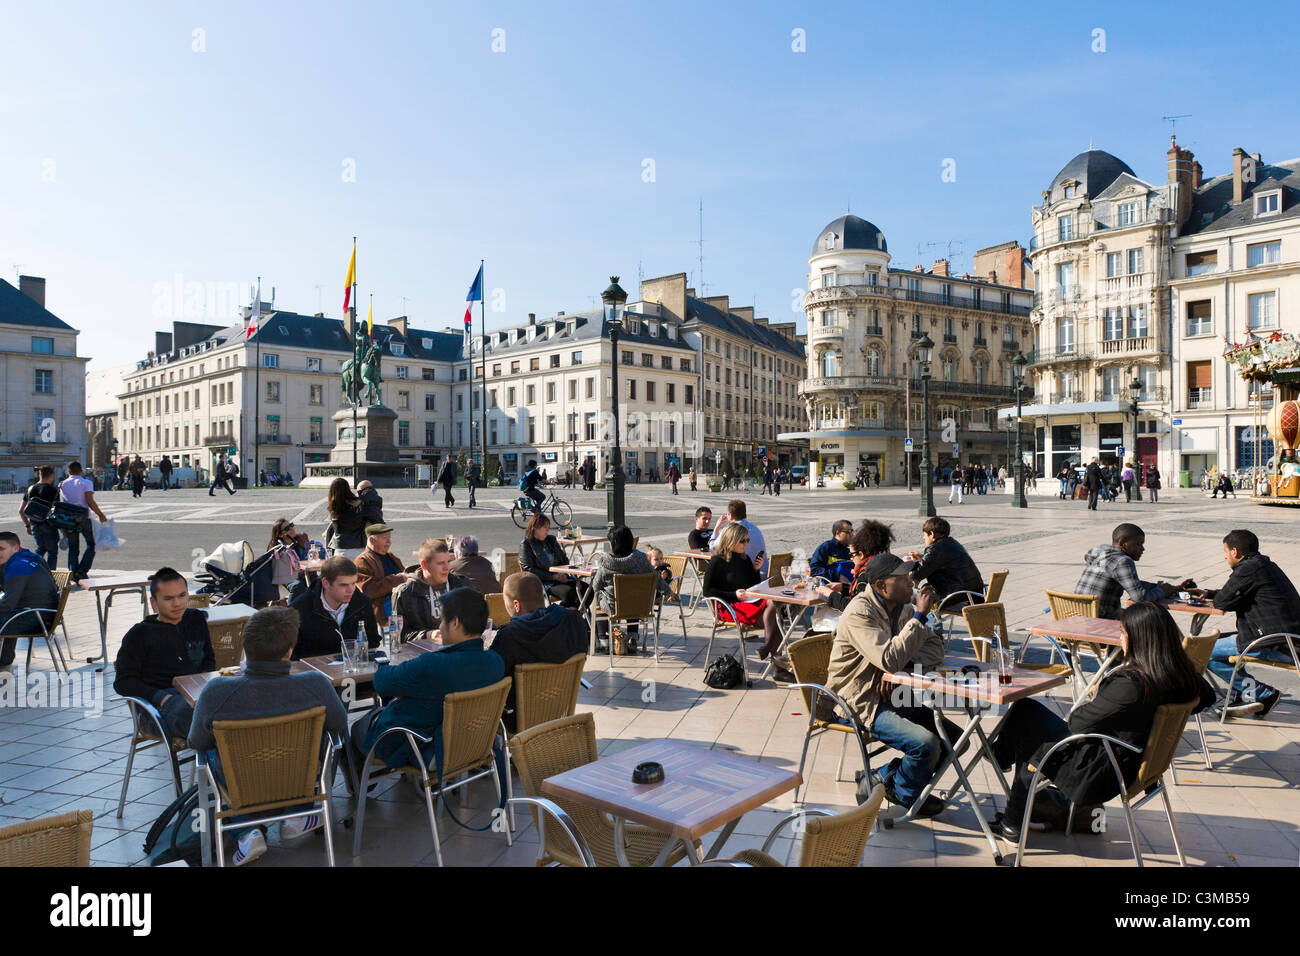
[204,433,237,447]
[257,433,292,445]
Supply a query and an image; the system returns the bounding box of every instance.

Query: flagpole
[479,258,487,479]
[254,277,261,488]
[352,237,359,488]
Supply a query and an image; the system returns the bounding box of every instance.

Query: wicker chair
[503,552,522,577]
[50,569,75,652]
[962,602,1072,676]
[511,654,587,735]
[486,592,511,629]
[509,713,694,866]
[655,555,690,646]
[351,677,513,866]
[1021,590,1103,679]
[1219,632,1299,726]
[766,552,793,588]
[1181,631,1219,768]
[1015,698,1200,867]
[786,632,886,804]
[1,583,73,676]
[207,620,246,670]
[591,572,661,666]
[933,569,1008,654]
[0,809,93,867]
[201,706,338,867]
[726,783,886,867]
[187,593,213,609]
[984,569,1009,604]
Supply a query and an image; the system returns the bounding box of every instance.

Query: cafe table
[670,550,712,615]
[78,574,153,670]
[202,603,256,625]
[736,581,825,680]
[550,564,600,654]
[559,536,605,563]
[301,639,432,689]
[1130,597,1225,638]
[540,739,802,866]
[172,660,318,707]
[879,654,1068,865]
[1025,616,1124,702]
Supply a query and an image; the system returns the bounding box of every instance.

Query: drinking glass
[340,639,360,674]
[781,566,792,587]
[996,647,1015,686]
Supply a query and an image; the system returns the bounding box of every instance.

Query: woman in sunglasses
[701,522,787,679]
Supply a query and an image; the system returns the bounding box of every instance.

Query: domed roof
[1047,148,1135,203]
[811,214,887,255]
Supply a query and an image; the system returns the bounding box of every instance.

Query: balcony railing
[1099,273,1152,294]
[913,379,1018,398]
[943,333,958,343]
[1030,390,1086,406]
[204,433,236,447]
[1187,390,1213,409]
[1025,348,1093,367]
[800,375,906,394]
[257,433,291,445]
[804,283,1030,317]
[1001,339,1019,352]
[1099,336,1153,355]
[1096,386,1168,403]
[864,326,885,337]
[809,323,845,339]
[973,337,988,348]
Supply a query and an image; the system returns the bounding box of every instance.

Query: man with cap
[827,552,954,817]
[354,523,410,626]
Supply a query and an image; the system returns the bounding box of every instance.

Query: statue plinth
[300,405,411,487]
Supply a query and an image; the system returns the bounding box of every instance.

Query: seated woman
[450,535,501,594]
[989,601,1214,841]
[267,518,311,601]
[819,519,894,612]
[519,514,579,608]
[324,478,368,559]
[588,526,671,650]
[701,522,787,679]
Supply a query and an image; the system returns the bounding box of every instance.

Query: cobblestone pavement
[1,483,1297,866]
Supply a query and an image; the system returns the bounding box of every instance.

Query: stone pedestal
[300,405,411,487]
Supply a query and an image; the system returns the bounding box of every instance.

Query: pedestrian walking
[688,466,697,492]
[208,454,234,495]
[159,455,173,491]
[667,460,680,495]
[436,457,457,508]
[1145,464,1162,503]
[1085,458,1102,510]
[948,465,964,505]
[466,459,480,508]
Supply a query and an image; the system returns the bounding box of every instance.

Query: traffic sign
[1172,419,1182,425]
[904,438,914,453]
[1116,445,1125,458]
[952,443,960,458]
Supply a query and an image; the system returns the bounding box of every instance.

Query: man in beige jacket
[827,552,953,817]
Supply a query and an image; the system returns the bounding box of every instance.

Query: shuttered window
[1187,361,1212,389]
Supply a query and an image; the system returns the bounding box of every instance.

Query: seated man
[289,556,380,659]
[827,553,951,816]
[1211,474,1237,499]
[450,536,501,594]
[351,587,504,770]
[1188,529,1300,718]
[687,506,713,552]
[708,498,768,574]
[113,567,215,739]
[1074,523,1184,620]
[906,517,984,608]
[0,531,59,673]
[492,572,589,728]
[391,539,473,642]
[810,519,854,583]
[187,606,349,866]
[354,523,410,625]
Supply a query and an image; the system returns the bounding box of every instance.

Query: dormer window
[1117,201,1139,226]
[1256,190,1281,217]
[1063,184,1076,199]
[422,337,433,349]
[566,320,575,336]
[391,342,405,356]
[821,272,835,288]
[823,232,839,251]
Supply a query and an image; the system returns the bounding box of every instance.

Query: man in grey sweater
[188,606,348,866]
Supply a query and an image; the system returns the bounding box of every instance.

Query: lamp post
[602,276,628,532]
[1128,375,1143,498]
[1011,351,1029,508]
[917,333,936,517]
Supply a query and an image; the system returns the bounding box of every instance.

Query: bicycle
[510,489,573,530]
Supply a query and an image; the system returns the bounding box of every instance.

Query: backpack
[518,473,530,492]
[704,653,750,689]
[49,500,89,532]
[143,784,205,866]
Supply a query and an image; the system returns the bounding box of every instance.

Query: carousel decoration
[1224,330,1300,504]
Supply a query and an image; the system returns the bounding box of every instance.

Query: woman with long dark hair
[819,519,894,611]
[518,513,578,607]
[701,522,787,678]
[989,601,1213,841]
[324,478,368,559]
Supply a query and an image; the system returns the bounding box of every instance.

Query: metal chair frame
[1218,632,1300,726]
[505,796,596,867]
[700,595,756,689]
[1,589,72,677]
[117,696,197,817]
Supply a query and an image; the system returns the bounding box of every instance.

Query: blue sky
[3,0,1297,370]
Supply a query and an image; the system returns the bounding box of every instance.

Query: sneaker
[233,828,267,866]
[1221,700,1265,718]
[1253,688,1282,719]
[883,779,945,818]
[280,814,322,840]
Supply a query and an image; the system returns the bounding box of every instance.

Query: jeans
[442,483,455,507]
[870,704,963,805]
[1208,634,1288,699]
[990,698,1069,820]
[468,481,477,508]
[65,515,96,581]
[32,523,59,570]
[1087,489,1098,510]
[527,488,545,509]
[205,749,315,845]
[947,483,963,504]
[157,691,196,741]
[1123,480,1133,502]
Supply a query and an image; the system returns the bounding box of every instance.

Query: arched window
[942,350,959,383]
[972,356,989,385]
[865,346,882,377]
[822,349,840,378]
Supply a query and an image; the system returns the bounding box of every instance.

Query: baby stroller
[194,540,285,606]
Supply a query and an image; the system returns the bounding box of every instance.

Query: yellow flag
[343,244,356,314]
[366,297,373,336]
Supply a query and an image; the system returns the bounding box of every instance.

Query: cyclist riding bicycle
[520,459,546,511]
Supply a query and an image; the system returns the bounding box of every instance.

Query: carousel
[1224,330,1300,505]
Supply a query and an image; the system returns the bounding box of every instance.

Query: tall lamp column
[1011,351,1029,508]
[917,333,936,517]
[602,277,628,531]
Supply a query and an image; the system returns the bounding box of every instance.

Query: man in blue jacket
[0,531,60,671]
[810,520,854,582]
[351,587,503,771]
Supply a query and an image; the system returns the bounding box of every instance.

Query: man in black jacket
[288,556,380,659]
[906,517,985,607]
[492,572,589,727]
[0,532,60,671]
[112,567,215,739]
[436,458,457,508]
[1189,529,1299,717]
[20,466,60,570]
[1085,458,1102,510]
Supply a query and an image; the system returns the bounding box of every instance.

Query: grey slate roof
[811,214,888,255]
[1180,158,1300,236]
[0,278,75,331]
[686,295,805,360]
[1047,148,1135,203]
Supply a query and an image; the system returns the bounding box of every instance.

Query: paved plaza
[1,481,1298,867]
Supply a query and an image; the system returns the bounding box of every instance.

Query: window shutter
[1188,360,1212,389]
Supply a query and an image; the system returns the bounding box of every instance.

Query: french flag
[464,265,483,332]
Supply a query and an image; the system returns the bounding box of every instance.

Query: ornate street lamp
[1011,351,1029,508]
[1129,375,1144,499]
[602,276,628,531]
[917,333,936,517]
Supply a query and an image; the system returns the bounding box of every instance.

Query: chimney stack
[387,315,408,336]
[527,313,536,325]
[932,258,949,276]
[1232,147,1256,205]
[18,275,46,308]
[1166,136,1197,226]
